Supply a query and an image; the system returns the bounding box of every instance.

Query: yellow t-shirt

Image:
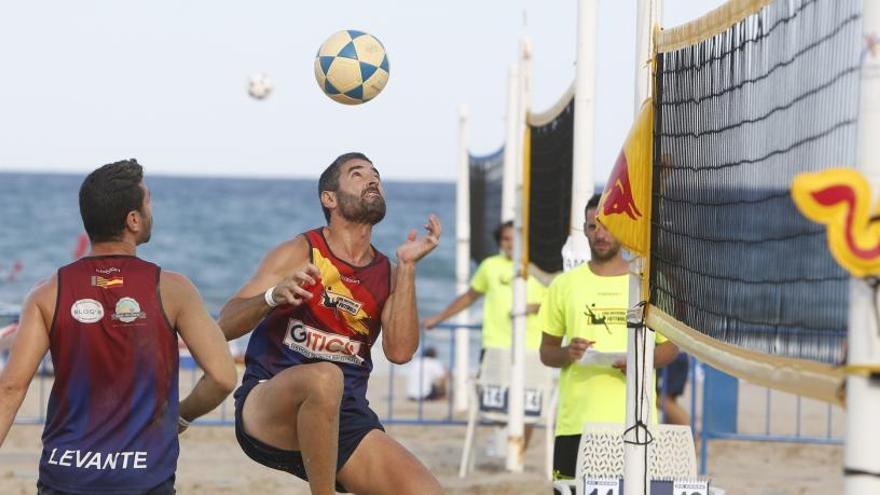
[540,262,668,436]
[470,254,548,350]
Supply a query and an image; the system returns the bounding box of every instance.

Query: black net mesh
[528,99,575,275]
[469,147,505,263]
[651,0,862,365]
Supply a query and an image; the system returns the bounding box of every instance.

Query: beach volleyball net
[525,84,575,280]
[643,0,863,403]
[469,147,505,263]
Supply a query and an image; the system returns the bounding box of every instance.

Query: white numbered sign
[480,385,506,411]
[480,385,543,415]
[584,478,618,495]
[524,388,542,416]
[673,480,709,495]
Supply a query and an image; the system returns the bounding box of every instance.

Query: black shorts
[658,352,689,397]
[37,476,175,495]
[234,379,384,493]
[552,434,580,481]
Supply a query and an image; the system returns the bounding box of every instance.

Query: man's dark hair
[423,347,437,358]
[493,220,514,245]
[318,152,372,223]
[79,159,145,243]
[585,193,602,217]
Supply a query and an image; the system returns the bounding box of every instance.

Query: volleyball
[247,73,273,100]
[314,30,390,105]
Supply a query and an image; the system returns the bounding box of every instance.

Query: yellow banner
[791,168,880,278]
[597,100,654,256]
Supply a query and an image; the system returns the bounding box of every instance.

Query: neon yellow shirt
[470,254,548,350]
[540,262,668,436]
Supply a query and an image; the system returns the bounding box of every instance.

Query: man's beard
[589,242,619,262]
[336,189,386,225]
[138,213,153,245]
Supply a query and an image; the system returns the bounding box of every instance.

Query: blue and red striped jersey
[40,255,179,494]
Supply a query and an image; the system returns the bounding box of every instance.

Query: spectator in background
[406,347,449,401]
[657,352,690,425]
[423,220,547,351]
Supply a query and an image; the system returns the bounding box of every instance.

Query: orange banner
[597,100,654,256]
[791,168,880,278]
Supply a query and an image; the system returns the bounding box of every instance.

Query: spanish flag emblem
[91,276,124,289]
[597,99,654,256]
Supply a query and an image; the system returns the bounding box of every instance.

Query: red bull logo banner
[792,168,880,277]
[597,100,654,256]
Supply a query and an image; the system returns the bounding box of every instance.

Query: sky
[0,0,725,183]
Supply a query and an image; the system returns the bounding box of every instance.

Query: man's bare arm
[0,280,53,447]
[381,215,442,364]
[539,333,592,368]
[653,341,679,368]
[381,263,419,364]
[162,272,237,426]
[422,289,481,329]
[217,236,317,340]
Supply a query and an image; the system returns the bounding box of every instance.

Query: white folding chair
[552,422,698,495]
[459,348,556,478]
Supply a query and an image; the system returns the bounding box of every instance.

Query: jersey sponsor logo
[320,287,363,316]
[112,297,146,323]
[95,267,121,275]
[91,275,124,289]
[584,303,626,331]
[46,448,148,470]
[71,299,104,324]
[339,274,361,285]
[282,318,365,366]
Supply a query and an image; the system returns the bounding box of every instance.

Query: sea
[0,172,480,364]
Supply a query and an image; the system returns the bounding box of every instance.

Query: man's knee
[301,362,344,404]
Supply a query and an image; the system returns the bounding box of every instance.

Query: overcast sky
[0,0,724,183]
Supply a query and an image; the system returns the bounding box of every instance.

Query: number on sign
[480,385,506,410]
[524,388,542,415]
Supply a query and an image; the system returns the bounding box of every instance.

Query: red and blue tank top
[40,256,179,493]
[241,228,391,401]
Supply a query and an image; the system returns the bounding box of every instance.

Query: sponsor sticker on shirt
[71,299,104,324]
[320,288,363,316]
[283,318,365,366]
[112,297,147,324]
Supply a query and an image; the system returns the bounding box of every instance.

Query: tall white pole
[564,0,599,271]
[502,66,520,223]
[454,105,472,414]
[623,1,660,494]
[844,3,880,493]
[507,36,531,473]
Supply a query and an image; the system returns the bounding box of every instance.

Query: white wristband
[178,416,191,431]
[264,286,279,308]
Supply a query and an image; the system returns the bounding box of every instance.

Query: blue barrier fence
[694,360,844,474]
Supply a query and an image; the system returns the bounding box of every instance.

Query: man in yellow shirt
[539,194,679,483]
[424,220,547,452]
[423,220,547,351]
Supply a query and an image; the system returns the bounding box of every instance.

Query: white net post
[623,1,661,494]
[563,0,599,271]
[845,3,880,493]
[503,66,519,224]
[507,36,532,473]
[454,105,472,414]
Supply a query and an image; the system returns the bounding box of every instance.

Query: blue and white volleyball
[314,30,390,105]
[247,73,273,100]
